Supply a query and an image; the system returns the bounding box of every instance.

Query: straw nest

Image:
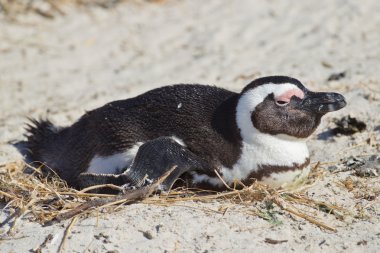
[1,160,353,239]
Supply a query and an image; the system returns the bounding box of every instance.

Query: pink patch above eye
[275,88,304,102]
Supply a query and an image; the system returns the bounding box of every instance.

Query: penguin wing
[77,137,209,193]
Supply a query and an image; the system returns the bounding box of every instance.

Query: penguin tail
[22,118,62,165]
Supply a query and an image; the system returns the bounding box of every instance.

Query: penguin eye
[275,100,289,107]
[274,88,304,107]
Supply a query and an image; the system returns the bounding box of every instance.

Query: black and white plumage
[22,76,346,191]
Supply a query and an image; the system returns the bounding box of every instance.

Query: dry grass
[0,160,352,237]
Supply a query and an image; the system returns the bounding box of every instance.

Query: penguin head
[236,76,346,141]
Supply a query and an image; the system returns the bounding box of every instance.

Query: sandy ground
[1,0,380,252]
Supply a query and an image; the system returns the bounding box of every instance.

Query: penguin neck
[244,130,310,166]
[213,94,242,145]
[220,129,310,185]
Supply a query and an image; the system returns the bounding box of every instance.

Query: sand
[0,0,380,252]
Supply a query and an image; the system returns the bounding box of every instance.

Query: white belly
[87,142,143,174]
[86,136,185,175]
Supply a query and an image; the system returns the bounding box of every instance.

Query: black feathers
[21,84,243,188]
[24,118,60,158]
[242,76,305,93]
[25,118,59,141]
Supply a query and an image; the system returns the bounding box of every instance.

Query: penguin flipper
[124,137,209,190]
[77,137,208,193]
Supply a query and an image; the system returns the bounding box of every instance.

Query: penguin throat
[220,130,310,185]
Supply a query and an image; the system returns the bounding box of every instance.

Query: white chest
[221,132,309,183]
[192,132,309,187]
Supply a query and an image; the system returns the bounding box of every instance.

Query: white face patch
[87,142,143,174]
[236,83,304,143]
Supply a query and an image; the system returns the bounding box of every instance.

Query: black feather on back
[24,84,243,185]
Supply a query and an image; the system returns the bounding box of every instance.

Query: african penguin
[22,76,346,191]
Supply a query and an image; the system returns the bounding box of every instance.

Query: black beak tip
[336,95,347,109]
[318,93,347,113]
[301,92,347,114]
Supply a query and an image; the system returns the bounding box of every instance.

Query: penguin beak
[299,91,346,114]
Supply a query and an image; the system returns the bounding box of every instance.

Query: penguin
[22,76,346,191]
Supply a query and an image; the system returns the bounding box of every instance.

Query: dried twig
[272,197,337,232]
[58,216,78,253]
[46,0,65,15]
[214,169,233,190]
[53,166,176,222]
[32,233,53,253]
[6,198,36,235]
[264,238,288,244]
[79,184,125,193]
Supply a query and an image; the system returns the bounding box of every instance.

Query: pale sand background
[0,0,380,252]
